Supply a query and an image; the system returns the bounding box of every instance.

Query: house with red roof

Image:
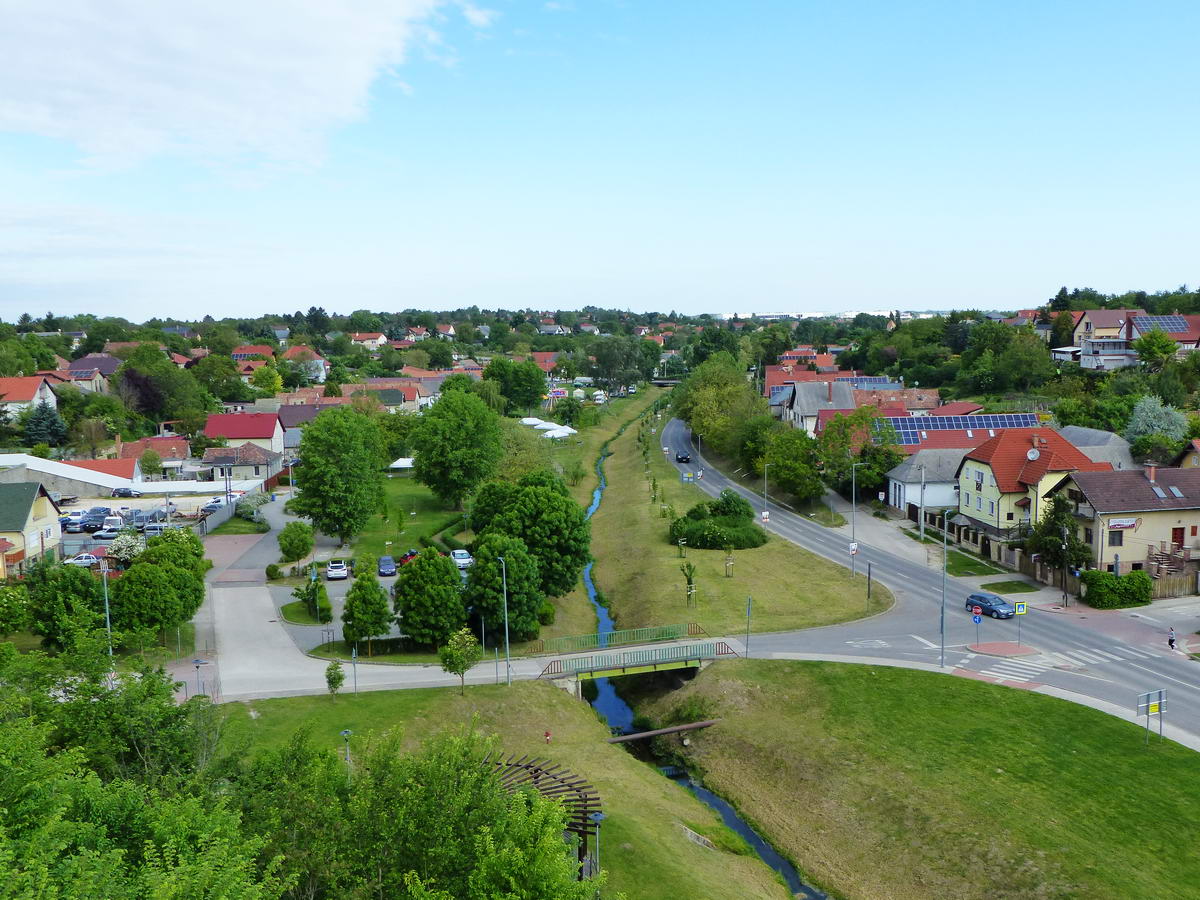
[281,345,328,383]
[435,324,456,341]
[203,412,284,454]
[231,344,274,361]
[62,457,142,482]
[117,436,190,472]
[531,351,561,374]
[0,376,57,416]
[406,326,428,342]
[1071,309,1146,346]
[954,429,1110,535]
[350,332,387,351]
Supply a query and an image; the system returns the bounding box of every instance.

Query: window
[988,501,995,515]
[1085,528,1093,544]
[1108,530,1124,547]
[963,492,970,506]
[254,466,261,476]
[1192,526,1198,537]
[976,495,982,510]
[1007,512,1014,521]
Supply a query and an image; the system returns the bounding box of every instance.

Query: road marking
[845,639,889,648]
[910,634,938,649]
[1117,645,1158,659]
[1127,662,1200,690]
[1061,649,1106,664]
[988,659,1053,674]
[1088,648,1124,661]
[1129,612,1163,624]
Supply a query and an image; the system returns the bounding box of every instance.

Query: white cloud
[459,3,499,28]
[0,0,494,166]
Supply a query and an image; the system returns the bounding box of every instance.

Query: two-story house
[0,376,58,417]
[1071,309,1145,346]
[281,345,328,383]
[203,412,285,454]
[954,429,1110,535]
[0,482,62,575]
[350,332,387,351]
[231,344,274,361]
[202,443,283,482]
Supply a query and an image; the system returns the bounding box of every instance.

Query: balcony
[1072,501,1097,519]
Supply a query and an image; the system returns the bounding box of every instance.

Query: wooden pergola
[485,752,603,874]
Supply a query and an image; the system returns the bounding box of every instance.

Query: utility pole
[918,464,926,541]
[499,556,511,686]
[763,462,771,511]
[940,516,948,668]
[850,461,864,578]
[1060,524,1069,606]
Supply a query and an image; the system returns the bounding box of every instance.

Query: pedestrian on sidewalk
[1168,627,1176,651]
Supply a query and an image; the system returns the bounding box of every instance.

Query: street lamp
[340,729,352,763]
[589,812,607,879]
[850,461,865,577]
[762,462,771,509]
[498,556,511,686]
[695,432,703,457]
[192,658,209,696]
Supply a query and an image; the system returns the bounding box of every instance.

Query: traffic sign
[972,614,982,624]
[1014,601,1027,615]
[761,510,770,523]
[849,541,859,556]
[972,605,982,615]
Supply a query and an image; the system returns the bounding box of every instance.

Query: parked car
[65,553,101,567]
[377,555,397,576]
[965,592,1015,619]
[60,510,84,527]
[451,549,474,570]
[326,559,349,580]
[675,451,691,463]
[399,549,420,565]
[143,523,181,537]
[112,487,143,498]
[92,527,122,540]
[65,520,86,533]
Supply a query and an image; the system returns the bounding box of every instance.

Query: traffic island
[967,640,1038,657]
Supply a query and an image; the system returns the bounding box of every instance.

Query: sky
[0,0,1197,322]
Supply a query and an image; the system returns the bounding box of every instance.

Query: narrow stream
[581,438,826,899]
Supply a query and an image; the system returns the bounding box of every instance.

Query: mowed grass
[637,659,1200,900]
[210,517,268,536]
[221,681,791,900]
[590,412,891,635]
[980,579,1038,594]
[561,387,665,507]
[947,549,1002,576]
[352,476,456,561]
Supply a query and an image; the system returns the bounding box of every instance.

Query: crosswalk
[964,644,1161,683]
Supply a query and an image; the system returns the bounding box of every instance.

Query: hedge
[1080,569,1152,609]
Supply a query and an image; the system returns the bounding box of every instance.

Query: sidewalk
[819,489,933,566]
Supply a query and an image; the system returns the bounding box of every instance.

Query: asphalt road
[661,417,1200,744]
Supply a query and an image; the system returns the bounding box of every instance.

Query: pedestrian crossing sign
[1014,602,1027,615]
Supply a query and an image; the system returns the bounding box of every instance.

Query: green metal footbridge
[539,640,738,680]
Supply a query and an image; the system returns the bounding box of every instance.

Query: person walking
[1168,627,1177,651]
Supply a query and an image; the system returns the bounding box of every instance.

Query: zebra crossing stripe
[1088,648,1124,661]
[990,659,1052,674]
[1116,645,1156,659]
[1048,652,1082,667]
[1063,649,1105,664]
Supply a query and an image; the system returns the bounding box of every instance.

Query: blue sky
[0,1,1197,321]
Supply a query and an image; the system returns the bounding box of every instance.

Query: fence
[525,623,705,655]
[540,641,735,677]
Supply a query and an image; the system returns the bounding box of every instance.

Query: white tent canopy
[520,417,544,426]
[389,457,415,470]
[542,428,573,439]
[535,421,560,430]
[556,425,578,434]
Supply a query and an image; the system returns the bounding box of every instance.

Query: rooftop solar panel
[1133,315,1188,334]
[876,413,1038,444]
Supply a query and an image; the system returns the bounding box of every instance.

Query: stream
[582,442,826,899]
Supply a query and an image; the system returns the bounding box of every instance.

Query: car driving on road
[675,451,691,463]
[966,592,1015,619]
[326,559,349,580]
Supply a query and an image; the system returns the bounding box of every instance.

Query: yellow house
[1071,308,1146,346]
[954,429,1111,536]
[0,482,63,576]
[1060,467,1200,573]
[1174,440,1200,470]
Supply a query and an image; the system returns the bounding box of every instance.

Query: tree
[1051,311,1076,348]
[277,521,314,562]
[393,548,465,647]
[250,363,284,395]
[191,353,253,401]
[1026,494,1091,570]
[817,407,903,498]
[23,399,67,446]
[71,416,110,458]
[999,332,1055,390]
[341,568,392,656]
[411,391,503,508]
[106,530,145,567]
[554,396,582,425]
[490,486,590,597]
[425,340,454,369]
[438,628,484,695]
[508,360,547,411]
[292,407,384,544]
[439,372,475,394]
[1131,328,1179,372]
[1125,395,1187,443]
[468,480,518,533]
[26,562,102,650]
[464,532,543,642]
[323,380,343,397]
[0,584,31,636]
[764,429,824,503]
[139,447,162,477]
[325,660,345,698]
[108,562,183,634]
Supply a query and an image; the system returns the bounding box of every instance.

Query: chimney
[827,380,833,403]
[114,433,123,459]
[1146,464,1157,483]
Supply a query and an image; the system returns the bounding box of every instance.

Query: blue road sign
[972,614,982,624]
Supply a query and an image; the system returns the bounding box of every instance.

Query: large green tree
[464,532,543,642]
[490,486,589,597]
[341,568,393,656]
[764,429,824,503]
[23,400,67,446]
[411,391,503,508]
[108,562,184,634]
[26,561,103,650]
[393,548,465,648]
[293,407,384,544]
[817,407,904,499]
[1131,328,1178,371]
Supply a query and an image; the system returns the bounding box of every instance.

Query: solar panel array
[879,413,1040,445]
[1133,315,1188,334]
[835,376,898,386]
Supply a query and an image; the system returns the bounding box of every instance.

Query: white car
[451,549,474,569]
[326,559,349,580]
[66,553,101,567]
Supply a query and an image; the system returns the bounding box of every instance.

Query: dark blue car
[377,555,397,576]
[965,592,1015,619]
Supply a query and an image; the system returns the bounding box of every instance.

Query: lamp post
[340,729,352,763]
[940,516,948,668]
[762,462,771,510]
[918,464,926,541]
[100,561,113,664]
[850,461,865,577]
[695,432,703,457]
[589,812,607,880]
[192,658,208,696]
[498,556,511,686]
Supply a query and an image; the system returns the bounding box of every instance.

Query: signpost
[1137,689,1167,745]
[972,606,982,646]
[1014,600,1027,646]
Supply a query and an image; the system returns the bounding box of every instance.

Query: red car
[399,549,420,565]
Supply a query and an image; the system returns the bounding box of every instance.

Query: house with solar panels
[952,429,1110,539]
[1079,314,1200,371]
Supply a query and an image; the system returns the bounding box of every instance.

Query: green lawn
[696,447,847,529]
[946,549,1002,576]
[352,476,457,561]
[637,659,1200,900]
[279,599,328,625]
[310,639,441,665]
[210,516,269,536]
[588,408,891,636]
[979,579,1038,594]
[792,497,846,528]
[221,682,791,900]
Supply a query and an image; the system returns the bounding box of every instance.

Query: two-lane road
[661,417,1200,744]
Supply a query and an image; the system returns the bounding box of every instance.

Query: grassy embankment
[222,681,792,900]
[317,389,665,664]
[693,444,845,527]
[636,659,1200,900]
[210,516,268,536]
[589,409,891,636]
[980,579,1038,594]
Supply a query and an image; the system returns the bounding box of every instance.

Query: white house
[0,376,58,416]
[886,449,967,517]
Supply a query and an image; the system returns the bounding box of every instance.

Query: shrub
[537,600,556,626]
[1080,569,1153,609]
[265,563,281,580]
[709,489,754,521]
[277,521,314,562]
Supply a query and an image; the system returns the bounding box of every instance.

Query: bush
[537,599,556,626]
[1080,569,1153,609]
[669,491,767,550]
[316,590,332,623]
[277,521,314,562]
[265,563,281,580]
